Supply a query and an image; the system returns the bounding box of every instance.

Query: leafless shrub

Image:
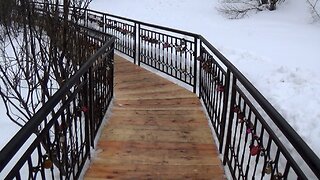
[0,0,93,172]
[218,0,284,19]
[306,0,320,22]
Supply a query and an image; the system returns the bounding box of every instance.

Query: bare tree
[0,0,92,129]
[0,0,93,174]
[218,0,284,19]
[306,0,320,22]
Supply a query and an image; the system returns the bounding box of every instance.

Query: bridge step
[84,55,226,179]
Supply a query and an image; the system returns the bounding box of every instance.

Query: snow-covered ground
[89,0,320,157]
[0,0,319,175]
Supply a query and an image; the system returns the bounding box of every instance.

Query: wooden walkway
[84,55,225,179]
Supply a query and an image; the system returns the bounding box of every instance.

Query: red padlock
[250,145,260,156]
[246,128,252,134]
[81,106,88,113]
[216,85,225,92]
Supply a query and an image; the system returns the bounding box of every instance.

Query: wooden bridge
[84,55,225,179]
[2,3,319,179]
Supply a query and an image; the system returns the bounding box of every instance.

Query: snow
[0,45,21,149]
[89,0,320,157]
[79,100,114,179]
[0,102,20,149]
[0,0,319,178]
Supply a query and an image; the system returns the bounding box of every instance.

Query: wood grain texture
[84,55,226,179]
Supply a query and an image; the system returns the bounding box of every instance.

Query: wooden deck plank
[85,164,224,180]
[93,141,220,165]
[100,127,213,144]
[84,55,226,179]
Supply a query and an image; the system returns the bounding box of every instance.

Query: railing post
[223,73,236,165]
[83,72,91,157]
[103,14,106,34]
[198,40,202,99]
[133,23,137,64]
[137,23,141,66]
[88,67,94,148]
[193,36,198,94]
[219,69,231,153]
[111,42,115,97]
[85,8,88,28]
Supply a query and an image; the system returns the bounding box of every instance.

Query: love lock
[175,46,182,52]
[250,145,260,156]
[163,42,170,48]
[264,161,273,174]
[249,139,261,156]
[237,112,245,120]
[81,106,88,113]
[246,127,253,134]
[43,159,53,169]
[216,84,225,92]
[272,173,283,180]
[43,155,53,169]
[232,105,240,113]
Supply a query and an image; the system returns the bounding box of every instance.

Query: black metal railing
[75,6,318,179]
[66,5,200,93]
[1,2,320,179]
[198,36,319,179]
[138,25,197,92]
[0,5,115,179]
[32,2,199,92]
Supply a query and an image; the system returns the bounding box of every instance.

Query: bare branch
[218,0,282,19]
[307,0,320,22]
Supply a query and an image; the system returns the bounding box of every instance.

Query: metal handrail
[84,6,320,178]
[82,4,320,176]
[199,35,320,178]
[85,9,199,37]
[0,3,116,178]
[0,36,116,173]
[2,2,319,179]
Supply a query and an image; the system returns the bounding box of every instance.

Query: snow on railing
[1,2,320,179]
